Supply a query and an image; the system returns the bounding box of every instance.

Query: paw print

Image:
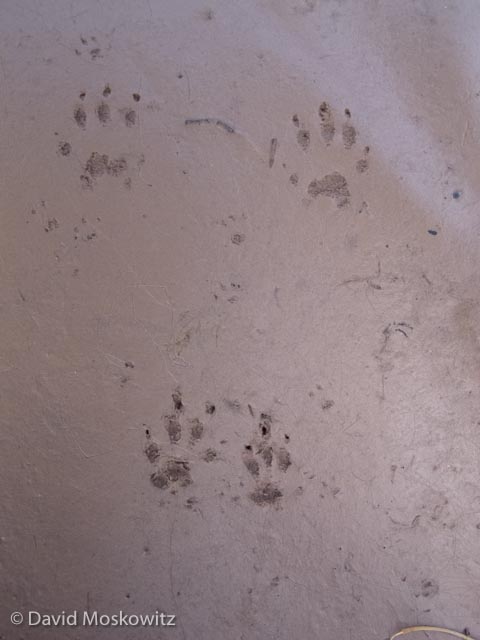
[144,390,218,498]
[241,412,292,507]
[57,85,145,191]
[274,102,371,211]
[74,34,111,61]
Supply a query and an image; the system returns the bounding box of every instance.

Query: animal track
[60,86,144,190]
[74,105,87,129]
[144,389,218,495]
[318,102,335,144]
[75,35,110,61]
[242,412,292,507]
[308,172,350,208]
[74,89,138,130]
[279,103,371,210]
[96,101,111,124]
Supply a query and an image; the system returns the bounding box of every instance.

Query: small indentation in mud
[342,122,356,149]
[250,482,283,506]
[172,389,184,413]
[84,152,128,180]
[452,190,461,200]
[125,361,134,369]
[96,102,111,124]
[205,402,216,415]
[133,93,141,102]
[164,415,182,443]
[276,448,291,472]
[189,418,204,442]
[319,101,335,144]
[322,399,335,410]
[58,141,71,156]
[289,173,299,186]
[356,146,370,173]
[109,157,128,176]
[90,48,102,60]
[225,399,241,412]
[427,229,438,236]
[242,452,260,477]
[231,233,245,245]
[151,460,192,489]
[420,579,439,598]
[150,470,169,489]
[202,448,217,462]
[308,172,350,207]
[80,174,93,189]
[79,91,86,101]
[356,159,368,173]
[102,84,112,97]
[297,129,310,151]
[125,109,136,127]
[259,413,272,438]
[259,444,273,467]
[292,114,300,127]
[145,441,161,463]
[85,152,108,177]
[74,106,87,129]
[185,496,198,509]
[44,218,59,233]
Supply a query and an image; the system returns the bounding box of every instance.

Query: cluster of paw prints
[144,390,217,494]
[242,411,292,507]
[270,102,370,208]
[143,391,294,508]
[56,84,143,190]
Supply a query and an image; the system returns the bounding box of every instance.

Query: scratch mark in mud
[269,138,278,168]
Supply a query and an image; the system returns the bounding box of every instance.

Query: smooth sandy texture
[1,1,480,638]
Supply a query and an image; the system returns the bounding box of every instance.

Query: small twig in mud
[390,626,475,640]
[185,118,235,133]
[269,138,278,168]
